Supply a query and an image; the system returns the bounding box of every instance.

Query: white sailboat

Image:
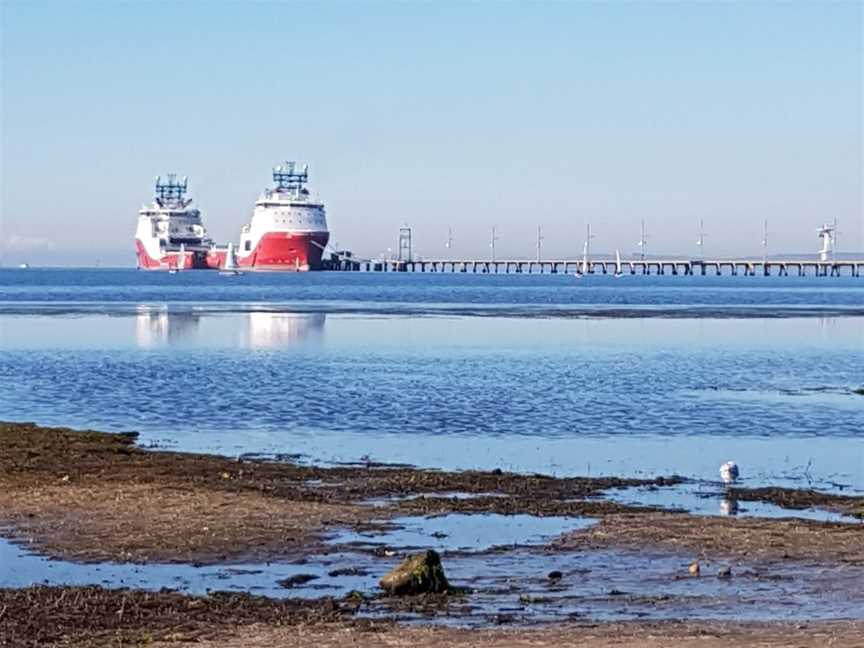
[219,242,243,276]
[169,243,186,274]
[614,249,624,278]
[574,241,589,279]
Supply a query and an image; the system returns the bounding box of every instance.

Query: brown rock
[379,550,449,595]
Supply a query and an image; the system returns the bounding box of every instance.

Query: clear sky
[1,1,861,266]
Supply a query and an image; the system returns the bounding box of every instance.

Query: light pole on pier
[536,225,544,262]
[637,220,648,260]
[833,217,839,261]
[398,224,413,262]
[490,226,500,262]
[696,219,706,261]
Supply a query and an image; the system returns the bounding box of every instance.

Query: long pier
[325,257,863,277]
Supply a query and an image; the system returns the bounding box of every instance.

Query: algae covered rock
[379,550,449,595]
[847,502,864,519]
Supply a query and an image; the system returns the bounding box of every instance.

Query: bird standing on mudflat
[719,461,739,484]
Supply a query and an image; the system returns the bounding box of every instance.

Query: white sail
[224,242,237,270]
[581,241,589,275]
[615,249,622,275]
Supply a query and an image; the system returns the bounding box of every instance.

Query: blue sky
[1,1,861,265]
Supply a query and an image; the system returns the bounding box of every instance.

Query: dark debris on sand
[0,585,373,647]
[728,486,864,519]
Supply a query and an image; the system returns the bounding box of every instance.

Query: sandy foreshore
[1,421,862,647]
[0,421,674,563]
[3,586,863,647]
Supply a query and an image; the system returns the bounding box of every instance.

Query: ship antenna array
[273,161,309,192]
[154,174,188,202]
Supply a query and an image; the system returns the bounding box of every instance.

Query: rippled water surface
[0,270,862,492]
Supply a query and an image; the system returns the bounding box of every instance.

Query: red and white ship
[235,162,330,271]
[135,175,224,270]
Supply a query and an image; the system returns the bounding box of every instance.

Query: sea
[1,269,862,493]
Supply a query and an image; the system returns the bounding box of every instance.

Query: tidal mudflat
[1,422,862,646]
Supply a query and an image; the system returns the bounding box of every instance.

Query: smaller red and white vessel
[236,162,330,271]
[135,175,223,270]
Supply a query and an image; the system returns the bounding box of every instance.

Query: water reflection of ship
[245,312,326,348]
[135,311,201,346]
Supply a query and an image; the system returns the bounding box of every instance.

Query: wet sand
[0,422,671,563]
[1,422,860,564]
[556,511,864,564]
[1,422,863,646]
[2,586,863,648]
[152,620,864,648]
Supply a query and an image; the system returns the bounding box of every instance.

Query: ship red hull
[238,232,329,271]
[135,240,223,270]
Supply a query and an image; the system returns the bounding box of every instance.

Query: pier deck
[324,258,863,277]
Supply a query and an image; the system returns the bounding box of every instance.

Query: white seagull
[719,461,739,484]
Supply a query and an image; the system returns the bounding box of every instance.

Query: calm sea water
[1,269,862,492]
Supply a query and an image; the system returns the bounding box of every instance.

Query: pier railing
[323,257,863,277]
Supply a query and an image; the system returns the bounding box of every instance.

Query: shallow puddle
[328,514,595,553]
[0,538,378,599]
[605,484,862,523]
[361,492,509,508]
[2,537,862,624]
[398,548,864,625]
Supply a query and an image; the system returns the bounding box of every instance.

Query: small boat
[581,241,589,276]
[614,249,624,278]
[18,263,30,269]
[168,243,186,274]
[219,242,243,276]
[574,241,589,279]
